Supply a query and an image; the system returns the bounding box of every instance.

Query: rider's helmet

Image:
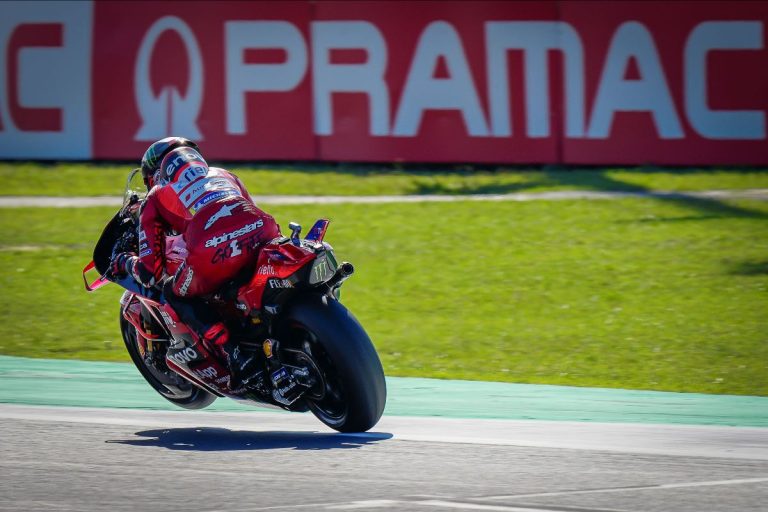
[140,137,199,190]
[158,146,209,186]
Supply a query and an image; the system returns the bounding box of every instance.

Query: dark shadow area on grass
[543,169,768,221]
[727,259,768,276]
[613,196,768,222]
[408,167,768,221]
[662,196,768,221]
[106,427,392,451]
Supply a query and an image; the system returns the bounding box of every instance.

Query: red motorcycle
[83,169,386,432]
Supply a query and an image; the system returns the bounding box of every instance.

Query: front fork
[121,291,228,392]
[120,292,160,360]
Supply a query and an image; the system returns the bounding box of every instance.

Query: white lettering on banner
[486,22,585,138]
[134,16,203,141]
[0,1,92,158]
[225,21,307,135]
[393,21,489,137]
[684,21,765,140]
[587,22,683,140]
[7,12,767,160]
[312,21,389,136]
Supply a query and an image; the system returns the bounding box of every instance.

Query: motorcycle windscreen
[92,210,130,275]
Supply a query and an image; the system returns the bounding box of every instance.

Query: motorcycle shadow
[107,427,393,451]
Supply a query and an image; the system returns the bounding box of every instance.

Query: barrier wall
[1,1,767,164]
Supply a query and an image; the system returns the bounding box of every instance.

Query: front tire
[281,295,386,432]
[121,315,216,410]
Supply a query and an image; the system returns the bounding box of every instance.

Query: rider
[111,137,281,387]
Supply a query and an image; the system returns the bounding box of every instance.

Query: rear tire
[121,315,216,410]
[281,295,386,432]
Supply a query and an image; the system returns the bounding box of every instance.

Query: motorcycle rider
[111,137,281,388]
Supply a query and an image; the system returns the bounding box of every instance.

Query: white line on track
[327,501,565,511]
[417,502,566,511]
[2,404,768,460]
[290,477,768,511]
[1,189,767,207]
[476,476,768,501]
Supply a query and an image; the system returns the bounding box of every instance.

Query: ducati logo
[134,16,204,141]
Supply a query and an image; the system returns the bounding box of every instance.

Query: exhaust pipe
[326,262,354,289]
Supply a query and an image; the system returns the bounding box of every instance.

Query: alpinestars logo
[205,203,239,230]
[205,220,263,247]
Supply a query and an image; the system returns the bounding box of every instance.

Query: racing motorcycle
[83,169,386,432]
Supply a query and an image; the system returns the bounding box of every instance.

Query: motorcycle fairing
[237,242,316,313]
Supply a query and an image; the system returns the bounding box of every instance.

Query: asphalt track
[2,356,768,512]
[1,405,767,512]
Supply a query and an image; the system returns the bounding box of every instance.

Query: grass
[1,196,766,395]
[2,162,768,197]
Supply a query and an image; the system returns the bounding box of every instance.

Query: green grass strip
[1,197,766,396]
[2,162,768,197]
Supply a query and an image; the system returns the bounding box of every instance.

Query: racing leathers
[124,162,280,374]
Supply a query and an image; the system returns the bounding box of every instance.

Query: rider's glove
[110,252,134,278]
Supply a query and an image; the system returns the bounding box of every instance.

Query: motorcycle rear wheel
[281,295,386,432]
[120,315,216,410]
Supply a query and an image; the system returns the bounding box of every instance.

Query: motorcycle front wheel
[280,295,386,433]
[120,315,216,410]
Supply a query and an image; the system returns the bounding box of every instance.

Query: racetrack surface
[2,404,767,512]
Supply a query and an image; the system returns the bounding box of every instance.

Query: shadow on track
[106,427,392,451]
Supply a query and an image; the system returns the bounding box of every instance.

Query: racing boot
[204,323,258,390]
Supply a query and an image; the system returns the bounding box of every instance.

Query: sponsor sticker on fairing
[257,264,275,275]
[268,278,293,289]
[159,310,176,328]
[205,220,264,247]
[167,346,199,366]
[194,366,218,379]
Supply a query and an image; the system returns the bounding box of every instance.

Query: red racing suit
[127,167,280,298]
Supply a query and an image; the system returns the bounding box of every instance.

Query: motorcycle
[83,169,386,432]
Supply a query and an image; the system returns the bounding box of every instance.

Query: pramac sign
[0,0,766,165]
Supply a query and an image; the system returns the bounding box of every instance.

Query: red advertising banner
[92,1,316,161]
[561,1,768,165]
[0,1,767,165]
